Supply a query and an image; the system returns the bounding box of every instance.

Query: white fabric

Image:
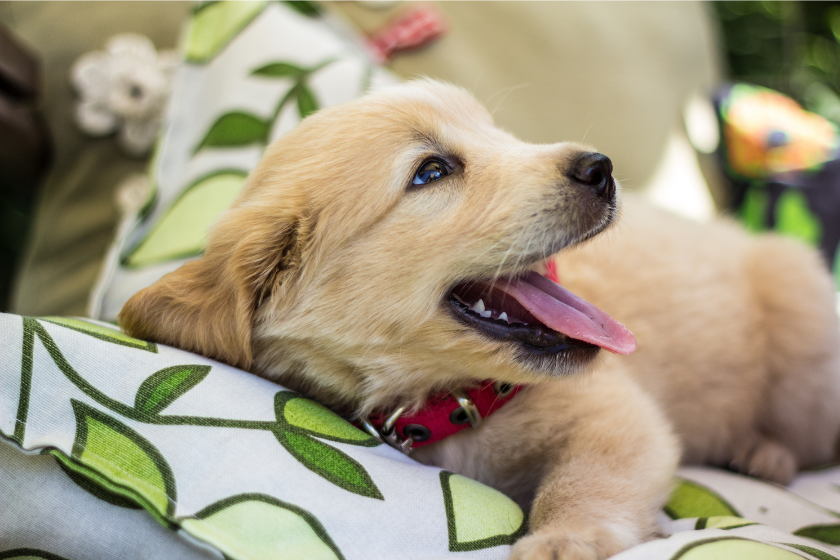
[0,313,520,559]
[4,312,840,560]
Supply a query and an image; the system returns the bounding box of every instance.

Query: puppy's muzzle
[570,152,615,200]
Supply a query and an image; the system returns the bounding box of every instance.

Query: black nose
[571,153,614,200]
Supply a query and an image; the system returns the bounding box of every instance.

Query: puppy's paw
[732,437,797,485]
[746,439,797,485]
[509,525,631,560]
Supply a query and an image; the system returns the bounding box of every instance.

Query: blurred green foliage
[714,1,840,123]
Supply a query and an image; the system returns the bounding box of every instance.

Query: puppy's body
[556,199,840,481]
[415,364,678,558]
[120,81,840,560]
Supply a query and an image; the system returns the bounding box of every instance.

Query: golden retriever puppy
[120,80,840,560]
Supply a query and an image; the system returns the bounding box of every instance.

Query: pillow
[4,311,840,560]
[88,0,397,321]
[0,312,525,559]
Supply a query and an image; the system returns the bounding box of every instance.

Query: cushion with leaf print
[89,0,398,320]
[7,315,840,560]
[0,312,526,559]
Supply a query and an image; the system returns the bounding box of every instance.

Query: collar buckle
[360,405,413,455]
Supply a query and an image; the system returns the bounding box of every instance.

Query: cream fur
[553,199,840,481]
[120,80,840,560]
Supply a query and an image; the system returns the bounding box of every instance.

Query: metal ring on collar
[381,404,406,435]
[450,389,482,428]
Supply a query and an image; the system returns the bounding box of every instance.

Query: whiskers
[487,83,530,119]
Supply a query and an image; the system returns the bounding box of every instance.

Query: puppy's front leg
[509,370,679,560]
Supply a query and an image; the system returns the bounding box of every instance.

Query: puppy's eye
[413,159,450,186]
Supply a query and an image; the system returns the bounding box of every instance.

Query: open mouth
[448,270,636,356]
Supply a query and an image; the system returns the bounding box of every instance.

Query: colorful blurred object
[720,84,839,179]
[716,83,840,291]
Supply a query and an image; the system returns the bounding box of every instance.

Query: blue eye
[413,159,449,186]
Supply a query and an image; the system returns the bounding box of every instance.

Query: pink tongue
[497,271,637,355]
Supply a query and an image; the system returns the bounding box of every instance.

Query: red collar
[359,381,523,453]
[356,261,554,452]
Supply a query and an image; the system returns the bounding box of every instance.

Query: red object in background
[367,5,447,64]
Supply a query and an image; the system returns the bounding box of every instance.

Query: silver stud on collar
[494,381,515,398]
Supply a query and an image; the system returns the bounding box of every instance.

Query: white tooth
[498,312,508,322]
[481,310,492,318]
[472,299,485,313]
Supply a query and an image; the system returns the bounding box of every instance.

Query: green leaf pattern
[70,400,176,518]
[128,50,338,268]
[8,313,840,558]
[274,430,383,500]
[122,171,247,267]
[273,391,383,499]
[664,479,740,519]
[192,58,335,156]
[782,543,840,560]
[295,84,318,118]
[182,494,342,560]
[41,317,157,352]
[695,516,756,530]
[794,525,840,545]
[4,315,412,559]
[99,0,379,280]
[440,471,526,552]
[282,1,320,17]
[135,365,211,414]
[671,538,807,560]
[185,1,269,64]
[251,61,306,78]
[276,391,376,445]
[52,450,143,510]
[194,112,269,152]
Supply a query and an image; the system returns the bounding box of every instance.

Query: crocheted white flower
[71,34,178,156]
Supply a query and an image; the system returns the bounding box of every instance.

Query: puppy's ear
[118,203,301,370]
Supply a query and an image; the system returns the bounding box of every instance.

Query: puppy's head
[120,80,634,412]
